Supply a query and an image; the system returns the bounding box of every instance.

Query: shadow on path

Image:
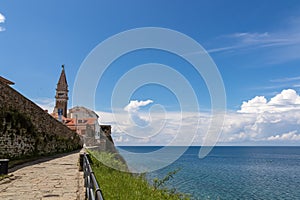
[8,149,81,173]
[1,149,85,199]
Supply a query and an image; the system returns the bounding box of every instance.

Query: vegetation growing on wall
[0,80,82,160]
[0,108,81,160]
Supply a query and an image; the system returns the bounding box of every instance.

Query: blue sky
[1,1,300,146]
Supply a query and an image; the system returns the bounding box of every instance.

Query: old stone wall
[100,125,116,152]
[0,81,82,159]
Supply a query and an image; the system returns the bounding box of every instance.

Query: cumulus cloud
[0,12,5,32]
[124,99,153,127]
[124,99,153,113]
[239,89,300,113]
[239,96,268,113]
[267,130,300,141]
[97,89,300,146]
[221,89,300,144]
[0,13,5,23]
[269,89,300,106]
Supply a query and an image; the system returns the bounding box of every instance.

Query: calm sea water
[118,146,300,200]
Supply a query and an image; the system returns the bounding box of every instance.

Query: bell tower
[53,65,68,118]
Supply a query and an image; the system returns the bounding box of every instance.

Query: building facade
[67,106,101,138]
[51,66,113,149]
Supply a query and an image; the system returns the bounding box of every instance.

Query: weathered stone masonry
[0,80,82,159]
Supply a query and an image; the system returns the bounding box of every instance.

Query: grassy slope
[89,151,190,200]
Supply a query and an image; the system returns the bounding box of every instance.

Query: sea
[118,146,300,200]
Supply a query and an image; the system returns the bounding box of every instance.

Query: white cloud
[269,89,300,106]
[239,96,268,113]
[33,98,55,113]
[271,76,300,83]
[220,89,300,144]
[239,89,300,113]
[228,32,293,47]
[97,89,300,146]
[0,13,5,23]
[123,99,154,127]
[0,12,5,32]
[124,99,153,113]
[210,31,294,55]
[207,17,300,64]
[267,131,300,141]
[98,110,206,146]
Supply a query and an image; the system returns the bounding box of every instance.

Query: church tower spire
[54,65,68,118]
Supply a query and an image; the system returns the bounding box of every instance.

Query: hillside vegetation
[88,150,190,200]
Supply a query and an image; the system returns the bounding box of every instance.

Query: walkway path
[0,151,85,200]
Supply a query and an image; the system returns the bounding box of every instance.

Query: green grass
[88,150,190,200]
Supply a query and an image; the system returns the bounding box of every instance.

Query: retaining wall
[0,81,82,159]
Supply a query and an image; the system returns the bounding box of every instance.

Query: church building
[51,65,113,148]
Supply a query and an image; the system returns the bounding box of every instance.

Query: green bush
[88,150,190,200]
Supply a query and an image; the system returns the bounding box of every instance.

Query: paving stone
[0,152,85,200]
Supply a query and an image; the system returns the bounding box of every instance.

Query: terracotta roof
[77,118,97,125]
[51,112,69,121]
[0,76,15,85]
[65,118,76,126]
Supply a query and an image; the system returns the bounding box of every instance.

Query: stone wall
[0,81,82,159]
[100,125,116,152]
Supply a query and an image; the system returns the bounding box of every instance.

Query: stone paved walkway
[0,152,85,200]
